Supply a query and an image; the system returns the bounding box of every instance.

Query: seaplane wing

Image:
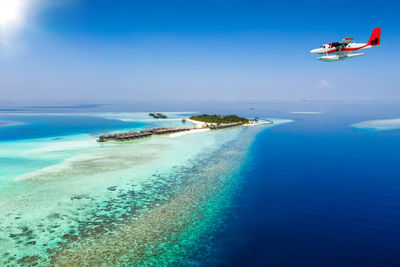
[330,38,355,48]
[340,38,355,45]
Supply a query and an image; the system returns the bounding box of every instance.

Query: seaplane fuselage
[310,42,374,55]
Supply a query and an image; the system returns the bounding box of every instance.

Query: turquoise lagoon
[0,112,288,265]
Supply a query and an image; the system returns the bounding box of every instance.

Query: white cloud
[317,78,332,88]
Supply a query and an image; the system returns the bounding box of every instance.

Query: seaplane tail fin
[368,28,381,46]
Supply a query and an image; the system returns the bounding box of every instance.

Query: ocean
[223,105,400,266]
[1,102,400,266]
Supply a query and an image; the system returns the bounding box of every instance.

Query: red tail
[368,28,381,46]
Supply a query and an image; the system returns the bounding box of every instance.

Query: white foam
[264,118,294,125]
[352,118,400,130]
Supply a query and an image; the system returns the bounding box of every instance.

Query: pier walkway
[98,127,191,142]
[209,122,243,130]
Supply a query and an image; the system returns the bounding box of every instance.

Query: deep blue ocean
[222,103,400,267]
[1,102,400,266]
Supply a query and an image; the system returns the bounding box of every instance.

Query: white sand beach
[169,128,210,138]
[186,118,207,128]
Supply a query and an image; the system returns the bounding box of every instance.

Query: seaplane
[310,28,381,62]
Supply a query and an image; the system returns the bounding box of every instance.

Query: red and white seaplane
[310,28,381,62]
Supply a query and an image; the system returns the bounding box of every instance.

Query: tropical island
[189,114,250,124]
[188,114,266,130]
[97,114,270,142]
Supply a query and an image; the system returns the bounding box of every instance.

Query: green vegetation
[190,114,249,124]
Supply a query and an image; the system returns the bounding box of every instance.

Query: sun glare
[0,0,25,30]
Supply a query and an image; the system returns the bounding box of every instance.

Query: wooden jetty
[98,117,255,142]
[142,127,191,135]
[209,122,243,130]
[149,113,167,119]
[98,127,190,142]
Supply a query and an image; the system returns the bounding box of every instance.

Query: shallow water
[0,112,283,265]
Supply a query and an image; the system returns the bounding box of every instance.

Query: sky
[0,0,400,103]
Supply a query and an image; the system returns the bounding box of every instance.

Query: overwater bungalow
[149,113,167,119]
[97,127,190,142]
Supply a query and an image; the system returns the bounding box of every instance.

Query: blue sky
[1,0,399,103]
